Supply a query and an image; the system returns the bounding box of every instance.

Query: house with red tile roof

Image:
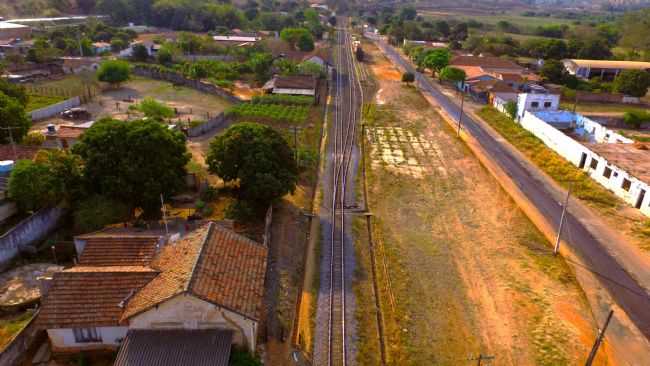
[37,222,268,360]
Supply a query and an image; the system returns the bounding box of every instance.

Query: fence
[186,113,231,137]
[30,96,81,121]
[132,66,242,104]
[25,83,102,104]
[0,206,67,271]
[0,310,45,366]
[564,91,644,105]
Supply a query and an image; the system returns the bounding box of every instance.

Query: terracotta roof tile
[37,267,158,328]
[452,55,523,70]
[122,223,268,321]
[78,236,161,267]
[190,224,268,320]
[0,145,43,161]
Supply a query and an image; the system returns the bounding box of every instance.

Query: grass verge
[26,94,66,112]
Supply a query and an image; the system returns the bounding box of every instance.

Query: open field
[355,40,608,366]
[26,94,66,112]
[419,10,575,28]
[559,102,650,114]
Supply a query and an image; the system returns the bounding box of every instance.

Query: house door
[578,153,587,169]
[636,189,646,209]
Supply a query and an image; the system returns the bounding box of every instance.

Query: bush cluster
[226,103,309,124]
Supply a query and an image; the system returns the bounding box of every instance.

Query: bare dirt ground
[355,41,610,366]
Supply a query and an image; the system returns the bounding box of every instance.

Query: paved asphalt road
[371,36,650,341]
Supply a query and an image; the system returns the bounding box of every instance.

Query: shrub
[22,132,45,146]
[74,195,130,233]
[623,110,650,129]
[401,72,415,83]
[505,101,518,120]
[225,103,310,124]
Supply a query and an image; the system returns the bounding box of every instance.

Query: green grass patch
[559,102,650,114]
[0,311,34,351]
[251,94,314,105]
[26,94,66,112]
[476,107,621,210]
[226,103,310,124]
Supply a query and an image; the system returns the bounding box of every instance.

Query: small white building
[37,223,268,354]
[519,110,650,216]
[263,74,318,97]
[516,92,561,121]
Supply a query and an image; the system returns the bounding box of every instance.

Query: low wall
[187,113,230,137]
[0,206,67,270]
[0,311,45,366]
[567,91,643,105]
[132,66,242,104]
[30,96,81,121]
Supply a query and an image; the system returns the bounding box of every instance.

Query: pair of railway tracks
[326,24,362,366]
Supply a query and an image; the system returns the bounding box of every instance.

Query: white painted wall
[273,88,315,96]
[519,111,650,216]
[128,294,258,350]
[517,93,560,120]
[47,326,128,351]
[493,94,517,114]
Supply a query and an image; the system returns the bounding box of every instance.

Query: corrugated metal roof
[567,59,650,70]
[113,329,233,366]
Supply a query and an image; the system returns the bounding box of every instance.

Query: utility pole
[585,309,614,366]
[293,125,298,162]
[554,183,572,255]
[457,91,465,137]
[0,126,20,161]
[160,193,169,235]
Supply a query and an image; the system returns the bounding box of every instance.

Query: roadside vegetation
[0,311,34,351]
[226,103,310,124]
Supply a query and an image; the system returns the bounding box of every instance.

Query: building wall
[519,111,650,216]
[47,327,128,352]
[273,88,315,96]
[492,94,518,114]
[0,26,32,40]
[516,93,560,120]
[128,294,258,350]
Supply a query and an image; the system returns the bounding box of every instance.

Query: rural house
[263,74,318,99]
[37,222,268,360]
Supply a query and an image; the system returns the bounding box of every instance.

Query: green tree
[505,101,518,120]
[97,60,131,88]
[402,72,415,84]
[8,150,82,212]
[280,28,314,51]
[135,97,175,121]
[0,79,28,107]
[156,44,174,65]
[249,52,274,82]
[439,66,466,84]
[131,43,149,62]
[422,48,451,78]
[623,110,650,129]
[614,70,650,98]
[0,92,30,144]
[206,122,298,213]
[540,59,566,84]
[72,119,190,215]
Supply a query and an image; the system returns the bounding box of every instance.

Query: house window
[622,178,631,192]
[73,327,102,343]
[589,158,598,170]
[603,167,612,178]
[544,101,552,108]
[531,101,539,108]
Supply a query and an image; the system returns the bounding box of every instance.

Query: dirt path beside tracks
[355,41,610,366]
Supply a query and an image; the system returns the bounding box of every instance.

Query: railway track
[326,23,362,366]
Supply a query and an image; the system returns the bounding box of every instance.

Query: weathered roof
[53,125,89,139]
[78,236,161,267]
[566,59,650,70]
[586,143,650,183]
[122,222,268,321]
[266,75,317,90]
[0,145,42,161]
[37,267,157,328]
[114,329,233,366]
[451,55,523,71]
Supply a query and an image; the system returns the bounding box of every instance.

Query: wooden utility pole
[0,126,20,161]
[585,310,614,366]
[554,183,572,255]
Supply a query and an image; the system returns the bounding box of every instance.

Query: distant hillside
[0,0,86,18]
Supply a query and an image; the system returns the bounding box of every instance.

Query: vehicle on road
[60,108,91,120]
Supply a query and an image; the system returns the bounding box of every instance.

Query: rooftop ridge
[185,222,215,292]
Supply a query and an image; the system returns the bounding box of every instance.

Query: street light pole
[457,91,465,137]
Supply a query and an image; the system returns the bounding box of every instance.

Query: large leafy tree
[280,28,314,51]
[422,49,451,78]
[72,119,190,215]
[0,79,28,107]
[8,150,82,212]
[206,122,297,211]
[614,70,650,98]
[0,92,30,144]
[539,59,566,84]
[97,60,131,88]
[439,66,466,84]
